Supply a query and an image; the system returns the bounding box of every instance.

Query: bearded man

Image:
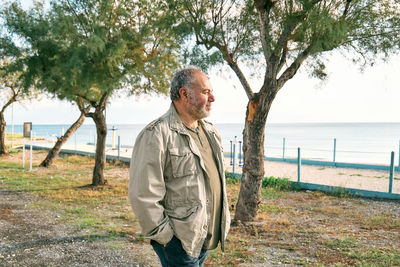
[128,66,230,266]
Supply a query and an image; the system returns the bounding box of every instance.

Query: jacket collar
[168,103,188,134]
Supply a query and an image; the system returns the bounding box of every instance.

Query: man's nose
[208,92,215,102]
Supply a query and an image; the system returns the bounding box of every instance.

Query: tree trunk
[0,111,8,155]
[39,111,86,167]
[233,93,274,223]
[91,108,107,186]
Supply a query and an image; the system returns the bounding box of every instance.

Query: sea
[6,122,400,166]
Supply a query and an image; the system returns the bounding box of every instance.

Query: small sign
[23,122,32,138]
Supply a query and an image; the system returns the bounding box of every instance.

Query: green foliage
[171,0,400,222]
[225,171,241,184]
[1,0,183,184]
[1,0,181,101]
[171,0,400,83]
[328,186,352,198]
[6,146,21,154]
[262,176,292,191]
[0,58,37,155]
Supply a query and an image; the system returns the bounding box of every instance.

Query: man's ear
[179,88,188,99]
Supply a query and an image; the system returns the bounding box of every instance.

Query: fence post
[389,151,395,193]
[232,137,237,176]
[297,147,301,183]
[398,140,400,170]
[283,138,286,160]
[22,138,25,168]
[118,135,121,160]
[29,130,32,171]
[230,140,233,166]
[238,141,243,166]
[333,138,337,163]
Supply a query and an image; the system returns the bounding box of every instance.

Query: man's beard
[188,94,210,120]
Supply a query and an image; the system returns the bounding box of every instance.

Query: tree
[171,0,400,222]
[39,97,91,167]
[1,2,93,167]
[2,0,180,185]
[0,58,34,155]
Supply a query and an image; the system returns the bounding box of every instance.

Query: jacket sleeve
[128,127,173,245]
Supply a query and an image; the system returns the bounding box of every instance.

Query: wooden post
[389,151,395,193]
[297,147,301,183]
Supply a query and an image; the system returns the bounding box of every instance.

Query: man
[128,66,230,266]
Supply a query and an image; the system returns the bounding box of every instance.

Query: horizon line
[6,121,400,126]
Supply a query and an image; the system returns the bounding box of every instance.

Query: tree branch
[342,0,352,17]
[97,91,109,112]
[76,96,92,114]
[276,44,313,90]
[226,59,254,100]
[277,46,288,74]
[86,112,94,118]
[75,92,98,107]
[254,0,274,59]
[0,85,17,114]
[65,0,89,38]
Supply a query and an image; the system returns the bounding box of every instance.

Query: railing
[228,137,400,170]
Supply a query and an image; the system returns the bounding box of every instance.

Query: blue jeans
[151,236,209,267]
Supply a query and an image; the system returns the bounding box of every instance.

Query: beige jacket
[128,104,230,258]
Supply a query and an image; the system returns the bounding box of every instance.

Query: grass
[328,186,353,198]
[326,237,359,252]
[0,152,139,244]
[349,248,400,266]
[6,133,24,140]
[1,151,399,266]
[362,214,400,230]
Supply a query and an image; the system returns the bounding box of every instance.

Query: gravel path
[0,188,157,267]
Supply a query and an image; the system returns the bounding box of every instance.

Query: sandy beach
[224,158,400,194]
[16,141,400,195]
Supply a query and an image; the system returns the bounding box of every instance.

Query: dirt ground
[2,186,399,266]
[1,150,400,266]
[0,188,158,267]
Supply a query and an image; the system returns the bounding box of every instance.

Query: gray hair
[170,66,202,101]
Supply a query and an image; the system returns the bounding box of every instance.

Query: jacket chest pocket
[169,147,197,178]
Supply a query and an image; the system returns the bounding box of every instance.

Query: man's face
[186,72,215,120]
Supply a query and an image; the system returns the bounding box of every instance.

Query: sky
[4,52,400,126]
[4,0,400,126]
